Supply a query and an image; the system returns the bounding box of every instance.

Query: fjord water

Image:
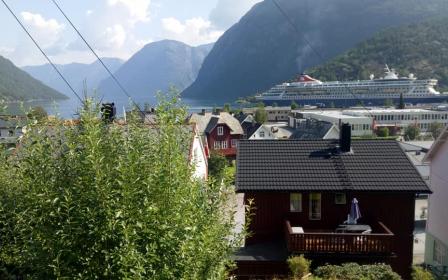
[6,95,216,119]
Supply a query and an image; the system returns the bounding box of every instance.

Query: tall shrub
[0,94,245,279]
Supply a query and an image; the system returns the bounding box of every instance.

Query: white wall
[249,126,276,140]
[427,141,448,244]
[190,135,208,180]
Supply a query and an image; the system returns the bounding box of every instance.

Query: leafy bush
[0,94,245,279]
[314,263,401,280]
[288,255,311,279]
[412,266,434,280]
[404,125,421,140]
[208,152,229,182]
[377,127,390,137]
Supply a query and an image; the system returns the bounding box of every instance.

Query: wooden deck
[285,220,395,255]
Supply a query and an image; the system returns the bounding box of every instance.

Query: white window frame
[213,141,221,150]
[290,193,302,212]
[221,140,228,149]
[217,126,224,136]
[309,193,321,220]
[259,131,265,138]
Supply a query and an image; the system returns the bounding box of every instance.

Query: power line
[270,0,376,119]
[50,0,148,119]
[0,0,83,104]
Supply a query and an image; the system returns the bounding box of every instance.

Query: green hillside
[0,56,67,101]
[308,17,448,91]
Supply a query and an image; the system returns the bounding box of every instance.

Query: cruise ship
[255,66,448,107]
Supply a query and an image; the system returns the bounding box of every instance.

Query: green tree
[428,122,444,139]
[291,101,299,110]
[404,124,421,140]
[254,103,267,124]
[377,127,390,138]
[27,106,48,121]
[0,94,245,279]
[397,93,405,109]
[223,103,231,112]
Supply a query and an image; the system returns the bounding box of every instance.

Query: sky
[0,0,262,66]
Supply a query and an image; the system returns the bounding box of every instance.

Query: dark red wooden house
[234,126,430,279]
[189,111,243,158]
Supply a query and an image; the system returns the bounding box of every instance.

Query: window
[335,193,346,205]
[222,140,228,149]
[290,193,302,212]
[213,141,221,150]
[434,240,446,264]
[309,193,321,220]
[217,126,224,136]
[231,139,237,148]
[259,131,265,137]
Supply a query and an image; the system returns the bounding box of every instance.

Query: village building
[424,127,448,278]
[188,110,244,158]
[233,125,430,279]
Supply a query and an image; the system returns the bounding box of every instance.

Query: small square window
[231,139,237,148]
[259,131,265,137]
[335,193,346,205]
[290,193,302,212]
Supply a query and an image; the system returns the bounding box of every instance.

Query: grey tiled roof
[291,120,335,140]
[236,140,430,193]
[189,112,244,135]
[242,122,261,139]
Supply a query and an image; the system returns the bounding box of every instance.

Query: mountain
[183,0,448,102]
[308,17,448,91]
[97,40,213,104]
[23,58,124,96]
[0,55,67,101]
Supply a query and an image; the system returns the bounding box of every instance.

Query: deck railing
[285,220,395,255]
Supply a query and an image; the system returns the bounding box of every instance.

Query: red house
[234,125,430,279]
[188,110,244,158]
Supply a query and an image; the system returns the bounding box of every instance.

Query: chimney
[339,123,352,153]
[201,109,206,115]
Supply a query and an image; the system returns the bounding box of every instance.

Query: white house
[424,127,448,273]
[189,124,208,181]
[293,110,373,137]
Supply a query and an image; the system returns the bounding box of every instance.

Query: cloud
[161,17,223,46]
[0,47,14,56]
[20,12,65,48]
[108,0,151,24]
[209,0,262,29]
[104,24,127,48]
